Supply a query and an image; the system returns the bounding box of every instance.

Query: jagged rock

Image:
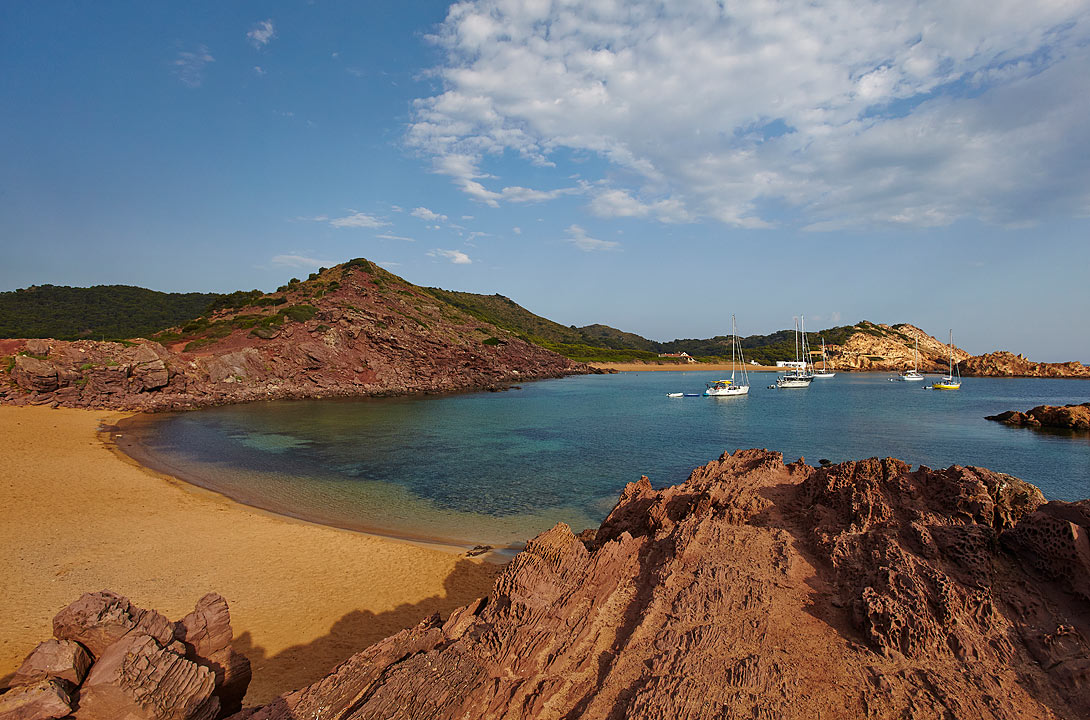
[987,402,1090,431]
[24,339,51,356]
[52,591,175,660]
[0,678,73,720]
[76,633,219,720]
[234,450,1089,720]
[175,594,251,715]
[11,639,92,687]
[11,356,58,392]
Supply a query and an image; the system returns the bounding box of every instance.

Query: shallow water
[121,372,1090,547]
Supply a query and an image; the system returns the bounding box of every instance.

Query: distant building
[658,352,696,364]
[775,360,807,368]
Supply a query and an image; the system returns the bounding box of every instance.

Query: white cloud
[247,19,276,49]
[376,233,416,242]
[411,207,448,222]
[428,248,473,264]
[329,212,389,229]
[172,46,214,88]
[271,254,330,269]
[565,224,619,252]
[409,0,1090,229]
[253,65,266,76]
[512,226,521,234]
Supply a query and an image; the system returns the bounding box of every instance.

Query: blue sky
[3,1,1089,361]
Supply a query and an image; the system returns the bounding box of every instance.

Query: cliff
[231,450,1090,720]
[824,322,970,372]
[0,260,587,410]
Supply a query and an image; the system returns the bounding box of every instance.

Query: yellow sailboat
[932,329,962,390]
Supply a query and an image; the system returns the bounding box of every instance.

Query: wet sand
[0,405,500,705]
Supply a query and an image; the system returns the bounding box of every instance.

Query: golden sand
[0,406,499,704]
[590,361,781,372]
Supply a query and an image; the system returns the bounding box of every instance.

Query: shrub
[280,304,318,323]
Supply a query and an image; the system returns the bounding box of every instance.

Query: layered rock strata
[987,402,1090,431]
[233,450,1089,720]
[1,591,250,720]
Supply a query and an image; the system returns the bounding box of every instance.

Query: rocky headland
[216,450,1088,720]
[987,402,1090,431]
[823,323,1090,377]
[1,591,249,720]
[0,260,588,411]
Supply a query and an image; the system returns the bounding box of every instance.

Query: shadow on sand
[233,557,500,708]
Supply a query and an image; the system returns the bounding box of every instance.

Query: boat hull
[812,371,836,379]
[894,373,924,382]
[706,386,750,396]
[776,377,812,388]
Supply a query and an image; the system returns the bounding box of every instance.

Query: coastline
[590,361,783,372]
[0,405,500,705]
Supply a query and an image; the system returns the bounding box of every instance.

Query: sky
[2,0,1089,362]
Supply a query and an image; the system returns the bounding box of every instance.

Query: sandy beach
[0,405,499,705]
[590,361,782,372]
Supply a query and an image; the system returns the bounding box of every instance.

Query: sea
[118,371,1090,548]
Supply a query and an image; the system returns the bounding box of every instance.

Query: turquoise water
[124,372,1090,547]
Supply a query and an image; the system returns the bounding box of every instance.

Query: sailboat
[932,329,962,390]
[812,337,835,378]
[892,334,924,382]
[705,315,750,396]
[776,317,813,389]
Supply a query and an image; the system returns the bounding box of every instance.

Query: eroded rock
[0,678,73,720]
[11,639,92,687]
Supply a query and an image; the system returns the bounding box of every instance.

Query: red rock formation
[11,640,92,687]
[2,591,249,720]
[987,403,1090,430]
[232,450,1089,720]
[0,262,588,410]
[962,351,1090,378]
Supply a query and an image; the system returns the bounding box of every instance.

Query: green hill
[0,284,225,341]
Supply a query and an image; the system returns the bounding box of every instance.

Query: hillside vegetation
[0,285,225,341]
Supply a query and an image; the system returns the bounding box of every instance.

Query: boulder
[52,591,175,660]
[75,633,219,720]
[11,356,58,393]
[132,358,170,391]
[11,639,92,687]
[175,594,251,715]
[24,339,51,356]
[0,678,73,720]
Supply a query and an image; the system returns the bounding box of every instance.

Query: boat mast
[947,329,953,377]
[730,314,736,382]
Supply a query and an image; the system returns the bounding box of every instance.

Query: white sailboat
[892,335,924,382]
[812,337,835,378]
[705,315,750,396]
[776,317,813,389]
[932,329,962,390]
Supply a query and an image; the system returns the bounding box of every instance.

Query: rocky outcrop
[232,450,1089,720]
[964,351,1090,378]
[824,322,970,373]
[987,402,1090,431]
[0,261,588,410]
[1,591,249,720]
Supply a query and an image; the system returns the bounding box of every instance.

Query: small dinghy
[667,392,684,398]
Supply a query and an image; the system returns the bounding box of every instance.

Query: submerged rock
[233,450,1089,720]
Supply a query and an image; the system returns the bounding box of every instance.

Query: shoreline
[0,405,501,705]
[106,412,523,555]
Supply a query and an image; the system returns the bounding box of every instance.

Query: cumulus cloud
[409,0,1090,229]
[329,212,389,229]
[376,233,416,242]
[271,254,329,269]
[428,248,473,264]
[172,46,214,88]
[247,19,276,48]
[411,206,448,222]
[565,225,619,252]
